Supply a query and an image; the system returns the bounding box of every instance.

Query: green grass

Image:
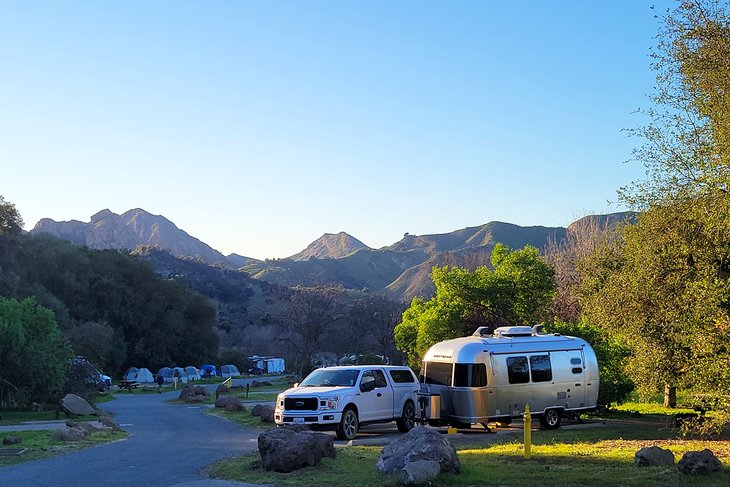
[0,429,127,467]
[208,407,276,429]
[209,422,730,487]
[0,409,99,426]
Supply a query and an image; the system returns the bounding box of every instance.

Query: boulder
[180,385,209,403]
[252,404,275,422]
[251,380,273,388]
[3,436,22,445]
[52,425,87,442]
[98,416,124,432]
[60,394,95,416]
[215,384,230,398]
[403,459,441,485]
[635,446,675,467]
[301,430,336,459]
[215,396,246,412]
[678,449,723,475]
[257,427,335,472]
[376,426,460,476]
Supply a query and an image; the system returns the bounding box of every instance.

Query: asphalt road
[0,390,262,487]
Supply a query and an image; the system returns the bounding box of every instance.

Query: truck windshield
[300,369,360,387]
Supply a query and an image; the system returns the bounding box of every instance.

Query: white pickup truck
[274,365,420,440]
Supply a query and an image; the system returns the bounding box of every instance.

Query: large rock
[180,385,209,402]
[3,436,22,445]
[215,384,230,398]
[403,459,441,485]
[257,427,335,472]
[635,446,675,467]
[376,426,460,476]
[252,404,275,422]
[98,416,124,432]
[251,380,273,388]
[215,396,246,412]
[678,449,723,475]
[60,394,96,416]
[52,425,87,442]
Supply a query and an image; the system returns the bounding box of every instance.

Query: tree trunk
[663,385,677,408]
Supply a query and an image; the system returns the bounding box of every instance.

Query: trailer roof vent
[493,326,534,338]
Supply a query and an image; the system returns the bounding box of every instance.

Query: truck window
[529,355,552,382]
[373,369,388,388]
[506,356,529,384]
[422,361,453,386]
[389,369,416,383]
[453,363,487,387]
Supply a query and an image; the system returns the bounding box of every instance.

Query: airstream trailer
[419,325,599,429]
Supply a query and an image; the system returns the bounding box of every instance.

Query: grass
[208,422,730,487]
[208,407,276,429]
[0,409,99,426]
[0,429,127,467]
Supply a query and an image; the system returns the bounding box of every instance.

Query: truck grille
[284,397,318,411]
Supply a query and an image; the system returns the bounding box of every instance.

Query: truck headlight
[277,394,284,407]
[326,397,339,409]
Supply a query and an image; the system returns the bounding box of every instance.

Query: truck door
[358,369,393,421]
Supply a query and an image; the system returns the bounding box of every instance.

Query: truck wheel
[396,401,416,432]
[336,408,359,440]
[539,408,562,429]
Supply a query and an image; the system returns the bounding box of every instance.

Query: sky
[1,1,675,260]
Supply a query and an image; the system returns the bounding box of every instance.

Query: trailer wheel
[539,408,562,429]
[396,401,416,432]
[336,408,359,440]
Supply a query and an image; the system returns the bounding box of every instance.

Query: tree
[582,1,730,426]
[0,195,22,236]
[395,244,556,368]
[0,297,73,405]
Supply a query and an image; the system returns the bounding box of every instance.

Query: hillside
[247,221,568,301]
[32,208,232,265]
[289,232,369,261]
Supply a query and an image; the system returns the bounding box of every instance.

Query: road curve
[0,389,261,487]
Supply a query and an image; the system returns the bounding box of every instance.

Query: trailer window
[506,357,529,384]
[422,362,453,386]
[453,363,487,387]
[530,355,552,382]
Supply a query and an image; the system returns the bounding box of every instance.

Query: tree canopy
[578,0,730,426]
[395,244,555,368]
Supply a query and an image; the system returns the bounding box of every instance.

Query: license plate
[293,417,305,424]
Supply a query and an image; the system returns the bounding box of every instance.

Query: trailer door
[568,355,586,407]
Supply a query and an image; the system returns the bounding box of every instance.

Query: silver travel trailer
[419,325,599,429]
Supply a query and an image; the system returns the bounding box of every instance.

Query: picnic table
[118,380,139,391]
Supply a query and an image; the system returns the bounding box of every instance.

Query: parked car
[274,365,420,440]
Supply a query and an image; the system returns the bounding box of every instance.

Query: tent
[158,367,173,383]
[135,368,154,383]
[221,364,241,378]
[199,364,217,378]
[124,367,139,381]
[264,358,285,374]
[171,366,189,384]
[184,366,201,381]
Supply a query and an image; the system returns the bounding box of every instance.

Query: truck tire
[396,401,416,433]
[539,408,562,429]
[336,408,359,440]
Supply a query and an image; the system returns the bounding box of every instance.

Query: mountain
[289,232,370,261]
[247,221,568,301]
[226,253,261,268]
[32,208,231,265]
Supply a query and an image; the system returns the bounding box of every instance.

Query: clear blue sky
[1,1,673,260]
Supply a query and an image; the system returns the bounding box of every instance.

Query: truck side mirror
[293,383,299,388]
[360,380,376,393]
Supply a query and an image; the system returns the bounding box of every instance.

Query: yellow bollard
[523,403,532,459]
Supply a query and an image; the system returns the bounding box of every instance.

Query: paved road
[0,390,262,487]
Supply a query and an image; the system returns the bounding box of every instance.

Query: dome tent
[184,366,200,381]
[221,364,241,378]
